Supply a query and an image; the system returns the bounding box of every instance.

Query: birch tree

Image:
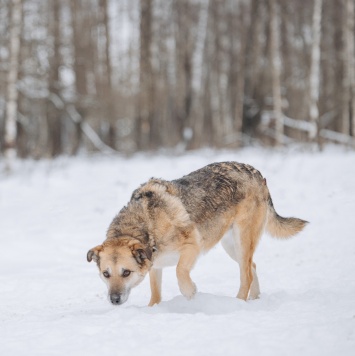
[309,0,323,144]
[4,0,22,170]
[138,0,154,149]
[70,0,90,155]
[349,0,355,138]
[190,0,209,147]
[1,0,354,157]
[233,1,251,145]
[99,0,116,148]
[269,0,283,146]
[47,0,62,157]
[342,0,355,137]
[173,1,198,147]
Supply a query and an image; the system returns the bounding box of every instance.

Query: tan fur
[87,161,308,305]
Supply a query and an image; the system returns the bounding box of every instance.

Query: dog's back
[172,162,265,224]
[129,161,306,242]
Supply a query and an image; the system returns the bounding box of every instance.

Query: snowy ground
[0,147,355,356]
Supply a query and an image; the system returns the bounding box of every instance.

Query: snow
[0,147,355,356]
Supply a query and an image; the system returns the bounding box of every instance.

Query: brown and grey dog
[87,162,307,306]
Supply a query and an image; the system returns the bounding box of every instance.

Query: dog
[87,161,307,306]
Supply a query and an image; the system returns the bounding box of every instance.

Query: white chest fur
[153,251,180,268]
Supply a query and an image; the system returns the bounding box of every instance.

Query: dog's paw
[180,282,197,300]
[148,297,161,306]
[248,293,260,300]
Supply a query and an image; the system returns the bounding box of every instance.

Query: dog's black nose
[110,293,121,305]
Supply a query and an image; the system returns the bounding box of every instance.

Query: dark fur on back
[107,161,305,246]
[107,161,267,243]
[173,162,264,223]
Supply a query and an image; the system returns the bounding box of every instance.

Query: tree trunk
[70,0,89,155]
[309,0,323,146]
[244,0,262,99]
[4,0,22,171]
[189,0,209,148]
[269,0,283,146]
[138,0,154,150]
[342,0,355,138]
[189,1,210,149]
[174,1,196,147]
[349,0,355,138]
[47,0,62,157]
[234,1,251,145]
[99,0,116,149]
[210,1,223,147]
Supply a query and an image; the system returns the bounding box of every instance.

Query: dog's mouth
[109,292,129,305]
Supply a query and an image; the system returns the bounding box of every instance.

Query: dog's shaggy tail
[266,195,308,239]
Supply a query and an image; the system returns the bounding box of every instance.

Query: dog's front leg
[148,268,162,306]
[176,244,199,300]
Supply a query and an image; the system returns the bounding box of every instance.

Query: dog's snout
[110,293,121,305]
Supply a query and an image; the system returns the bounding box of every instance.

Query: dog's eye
[122,269,131,278]
[103,271,110,278]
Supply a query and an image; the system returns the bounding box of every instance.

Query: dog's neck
[147,235,158,257]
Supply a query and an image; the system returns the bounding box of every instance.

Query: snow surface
[0,147,355,356]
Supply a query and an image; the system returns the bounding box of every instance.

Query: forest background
[1,0,355,163]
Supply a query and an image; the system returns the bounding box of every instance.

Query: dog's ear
[87,245,103,263]
[133,247,152,264]
[129,241,152,264]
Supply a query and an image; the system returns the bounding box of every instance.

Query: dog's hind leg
[234,221,260,301]
[148,268,162,306]
[221,228,260,300]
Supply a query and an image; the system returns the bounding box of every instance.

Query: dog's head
[87,238,153,305]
